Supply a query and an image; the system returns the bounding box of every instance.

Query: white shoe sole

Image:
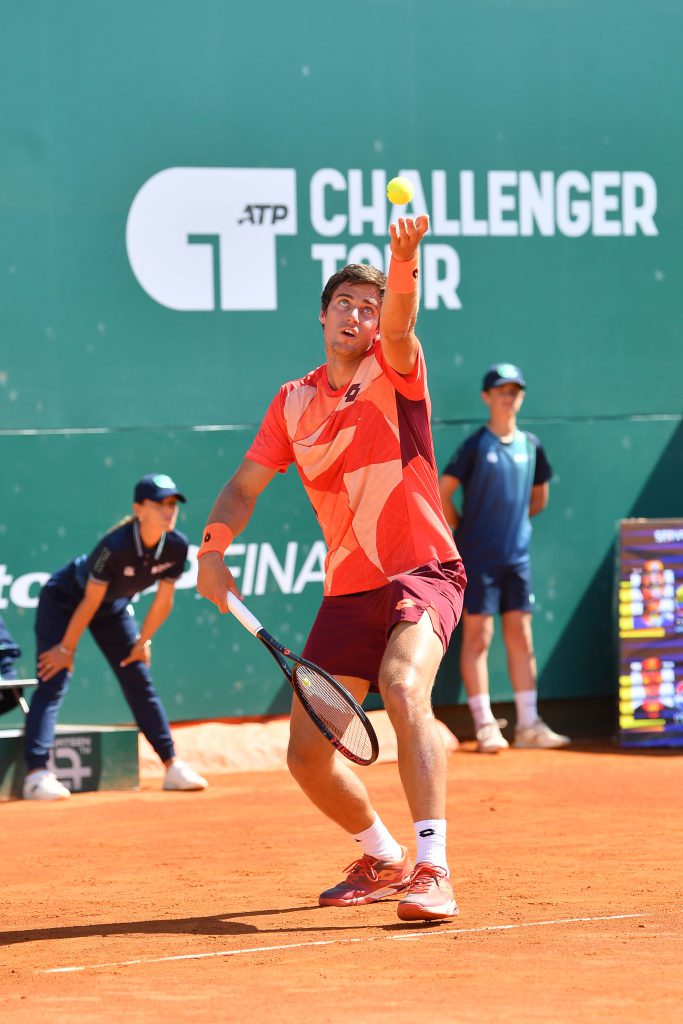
[515,737,570,749]
[397,899,459,921]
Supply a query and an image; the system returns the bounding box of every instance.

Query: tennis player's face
[320,283,381,358]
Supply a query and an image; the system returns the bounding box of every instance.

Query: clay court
[3,740,681,1023]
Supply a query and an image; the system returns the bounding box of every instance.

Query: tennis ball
[386,176,414,205]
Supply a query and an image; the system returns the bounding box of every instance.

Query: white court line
[40,913,646,974]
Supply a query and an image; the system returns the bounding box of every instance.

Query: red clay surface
[3,742,682,1023]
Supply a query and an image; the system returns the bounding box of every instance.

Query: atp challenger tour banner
[126,167,658,313]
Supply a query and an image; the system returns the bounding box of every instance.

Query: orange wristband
[197,523,234,558]
[387,256,419,294]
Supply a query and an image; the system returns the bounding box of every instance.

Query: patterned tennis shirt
[246,339,459,596]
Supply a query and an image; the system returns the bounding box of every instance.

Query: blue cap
[482,363,526,390]
[134,474,186,504]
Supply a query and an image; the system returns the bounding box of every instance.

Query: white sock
[353,814,403,863]
[515,689,538,729]
[414,819,448,872]
[468,693,495,732]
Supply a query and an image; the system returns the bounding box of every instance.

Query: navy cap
[134,474,186,504]
[482,363,526,391]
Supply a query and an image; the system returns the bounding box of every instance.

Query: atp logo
[126,168,297,311]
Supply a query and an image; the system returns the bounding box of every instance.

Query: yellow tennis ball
[386,176,414,205]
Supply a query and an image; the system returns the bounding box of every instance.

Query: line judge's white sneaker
[514,719,571,749]
[23,770,71,801]
[476,719,510,754]
[163,759,208,791]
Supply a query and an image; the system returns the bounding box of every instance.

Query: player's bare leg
[288,678,413,908]
[379,612,458,921]
[377,613,446,821]
[287,675,375,834]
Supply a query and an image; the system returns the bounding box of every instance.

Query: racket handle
[226,593,264,636]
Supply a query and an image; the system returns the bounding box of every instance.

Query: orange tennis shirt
[246,339,460,596]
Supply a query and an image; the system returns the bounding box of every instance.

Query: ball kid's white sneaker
[514,719,570,749]
[476,719,510,754]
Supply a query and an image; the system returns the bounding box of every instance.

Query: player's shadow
[0,903,411,947]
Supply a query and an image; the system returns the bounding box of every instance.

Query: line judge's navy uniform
[24,519,188,770]
[442,426,552,614]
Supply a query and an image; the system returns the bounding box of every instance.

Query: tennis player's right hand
[196,552,241,613]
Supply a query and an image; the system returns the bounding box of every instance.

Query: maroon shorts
[302,559,467,691]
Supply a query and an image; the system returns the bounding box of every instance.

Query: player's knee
[382,677,429,724]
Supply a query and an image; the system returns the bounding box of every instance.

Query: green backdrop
[1,1,681,727]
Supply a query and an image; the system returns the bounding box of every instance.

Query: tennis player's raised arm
[379,215,429,375]
[196,458,277,613]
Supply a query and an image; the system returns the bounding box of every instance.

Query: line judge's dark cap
[134,474,187,503]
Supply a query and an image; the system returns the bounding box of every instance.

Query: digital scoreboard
[618,519,683,747]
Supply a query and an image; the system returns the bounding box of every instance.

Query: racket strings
[292,663,374,763]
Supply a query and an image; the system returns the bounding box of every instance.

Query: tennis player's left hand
[390,215,429,261]
[120,638,152,668]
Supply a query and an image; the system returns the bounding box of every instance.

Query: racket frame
[227,593,378,766]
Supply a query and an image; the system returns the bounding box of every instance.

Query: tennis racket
[227,593,379,766]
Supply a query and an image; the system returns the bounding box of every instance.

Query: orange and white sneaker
[397,862,459,922]
[319,847,413,907]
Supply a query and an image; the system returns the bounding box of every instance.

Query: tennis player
[23,474,208,800]
[197,216,466,922]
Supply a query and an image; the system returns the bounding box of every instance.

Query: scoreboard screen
[618,519,683,747]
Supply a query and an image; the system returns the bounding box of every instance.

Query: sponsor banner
[0,541,327,610]
[126,167,658,313]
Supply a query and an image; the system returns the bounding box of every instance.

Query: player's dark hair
[320,263,386,315]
